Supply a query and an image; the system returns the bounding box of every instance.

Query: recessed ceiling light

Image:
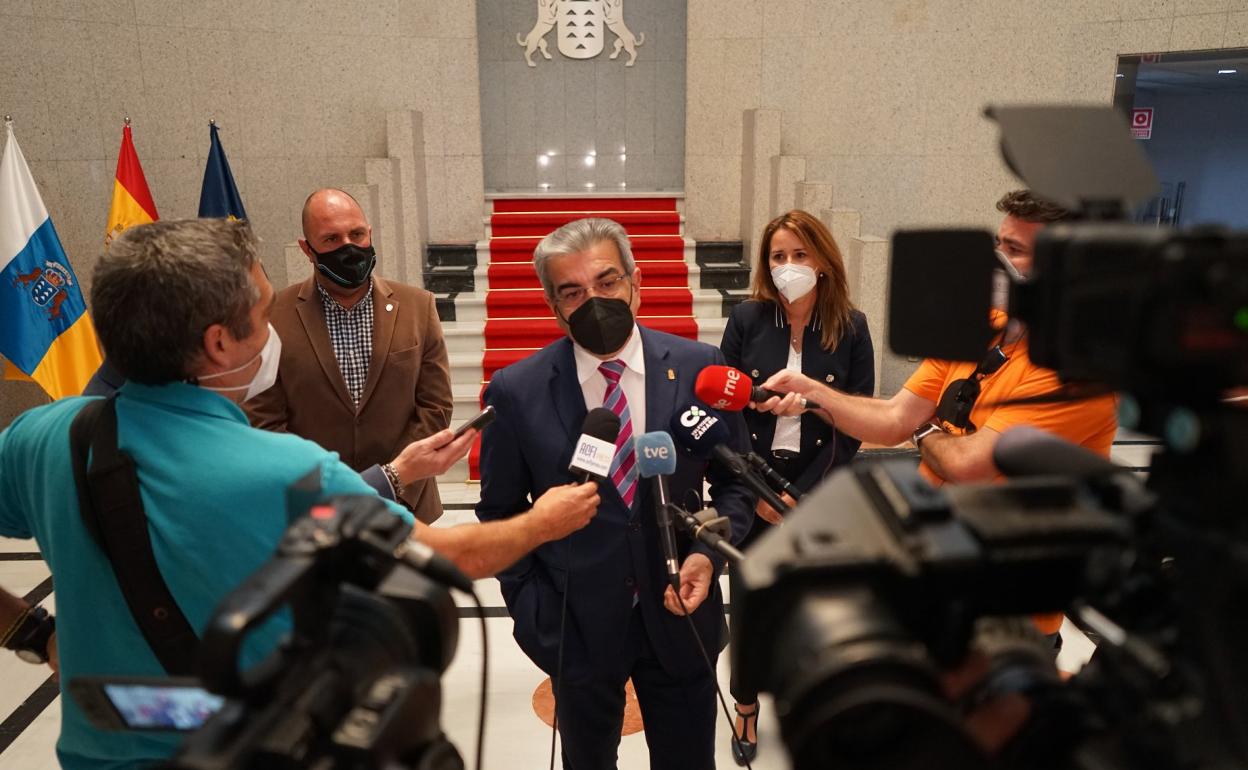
[1218,68,1238,74]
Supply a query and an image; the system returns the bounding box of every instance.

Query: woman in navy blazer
[720,209,875,764]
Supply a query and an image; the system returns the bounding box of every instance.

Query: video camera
[72,490,465,770]
[732,105,1248,769]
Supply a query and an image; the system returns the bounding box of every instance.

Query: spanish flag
[105,121,158,244]
[0,120,103,399]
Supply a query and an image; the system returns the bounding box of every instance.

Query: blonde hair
[750,210,855,350]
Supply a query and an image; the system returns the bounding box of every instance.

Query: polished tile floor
[1,480,1098,770]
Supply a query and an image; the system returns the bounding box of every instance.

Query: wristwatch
[3,606,55,664]
[912,421,946,448]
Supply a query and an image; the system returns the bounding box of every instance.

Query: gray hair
[532,217,636,298]
[92,218,261,384]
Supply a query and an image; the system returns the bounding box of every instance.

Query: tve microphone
[569,407,621,483]
[635,431,681,589]
[669,404,792,515]
[669,506,744,563]
[992,425,1122,480]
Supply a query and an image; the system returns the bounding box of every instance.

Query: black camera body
[1024,222,1248,404]
[732,460,1130,770]
[734,105,1248,770]
[163,495,462,770]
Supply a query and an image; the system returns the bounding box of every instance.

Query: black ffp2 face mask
[565,297,635,356]
[309,242,376,289]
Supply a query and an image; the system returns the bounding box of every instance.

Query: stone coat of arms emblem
[517,0,644,67]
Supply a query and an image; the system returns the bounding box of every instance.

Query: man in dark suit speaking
[476,217,755,769]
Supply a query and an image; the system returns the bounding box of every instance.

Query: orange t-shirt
[902,335,1118,487]
[903,332,1118,635]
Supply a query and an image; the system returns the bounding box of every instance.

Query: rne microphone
[569,407,621,483]
[634,431,681,589]
[695,364,823,412]
[694,365,752,411]
[668,403,792,515]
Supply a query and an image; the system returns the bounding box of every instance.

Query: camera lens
[769,587,984,770]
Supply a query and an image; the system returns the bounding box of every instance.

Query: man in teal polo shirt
[0,218,600,770]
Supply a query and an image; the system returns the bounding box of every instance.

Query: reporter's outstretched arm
[919,427,1001,483]
[758,369,936,446]
[413,482,599,579]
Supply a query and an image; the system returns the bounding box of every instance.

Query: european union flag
[198,122,247,220]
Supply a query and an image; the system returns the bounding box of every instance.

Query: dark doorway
[1114,48,1248,228]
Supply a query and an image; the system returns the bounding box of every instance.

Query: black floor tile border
[23,577,53,606]
[0,676,58,755]
[0,553,43,562]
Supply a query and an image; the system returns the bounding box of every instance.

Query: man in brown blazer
[246,188,454,523]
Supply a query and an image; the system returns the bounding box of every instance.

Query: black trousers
[552,605,719,770]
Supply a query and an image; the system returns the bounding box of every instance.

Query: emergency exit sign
[1132,107,1154,139]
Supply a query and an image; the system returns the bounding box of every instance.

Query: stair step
[438,290,731,322]
[490,196,680,213]
[426,243,478,268]
[447,318,729,385]
[481,260,695,290]
[485,287,692,318]
[698,263,751,291]
[424,264,475,294]
[488,211,683,238]
[695,240,747,266]
[486,234,690,263]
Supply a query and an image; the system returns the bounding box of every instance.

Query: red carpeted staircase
[469,195,695,478]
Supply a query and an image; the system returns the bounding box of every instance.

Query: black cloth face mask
[308,242,376,289]
[565,296,635,356]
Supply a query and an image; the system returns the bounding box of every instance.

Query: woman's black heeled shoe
[731,702,759,766]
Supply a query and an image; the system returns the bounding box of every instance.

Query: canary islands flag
[105,123,158,244]
[0,121,103,398]
[198,122,247,219]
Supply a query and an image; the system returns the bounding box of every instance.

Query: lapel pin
[667,368,675,381]
[385,303,394,312]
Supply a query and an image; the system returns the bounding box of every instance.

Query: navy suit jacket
[476,327,755,680]
[721,301,875,492]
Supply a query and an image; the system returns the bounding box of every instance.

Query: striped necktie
[598,359,638,507]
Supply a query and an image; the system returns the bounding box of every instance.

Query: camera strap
[69,396,199,675]
[934,342,1010,432]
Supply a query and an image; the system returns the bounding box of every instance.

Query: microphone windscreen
[992,426,1121,479]
[668,403,731,460]
[569,407,621,479]
[694,365,752,412]
[634,431,678,478]
[582,407,622,443]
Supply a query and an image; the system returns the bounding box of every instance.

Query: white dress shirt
[573,325,647,436]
